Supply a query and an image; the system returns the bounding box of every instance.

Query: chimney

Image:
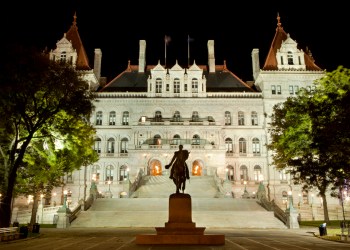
[139,40,146,73]
[93,48,102,82]
[207,40,215,73]
[251,48,260,81]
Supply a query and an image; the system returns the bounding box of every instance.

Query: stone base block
[135,234,225,245]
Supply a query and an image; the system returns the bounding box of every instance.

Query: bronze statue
[165,145,190,194]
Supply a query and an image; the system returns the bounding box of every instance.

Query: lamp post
[108,180,111,192]
[288,190,295,210]
[244,181,247,193]
[63,190,68,209]
[225,168,228,181]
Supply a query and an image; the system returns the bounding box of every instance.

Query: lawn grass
[300,220,350,242]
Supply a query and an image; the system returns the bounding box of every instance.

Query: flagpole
[165,37,167,67]
[187,35,190,67]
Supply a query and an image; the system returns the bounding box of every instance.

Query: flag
[164,35,171,45]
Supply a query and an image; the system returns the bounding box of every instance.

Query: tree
[267,66,350,223]
[0,43,95,227]
[15,111,98,227]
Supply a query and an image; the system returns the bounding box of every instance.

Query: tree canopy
[267,66,350,222]
[0,43,96,227]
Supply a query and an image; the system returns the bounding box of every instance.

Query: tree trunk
[0,164,17,227]
[321,192,330,223]
[29,194,39,230]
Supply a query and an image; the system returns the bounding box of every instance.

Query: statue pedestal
[136,193,225,245]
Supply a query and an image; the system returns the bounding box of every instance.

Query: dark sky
[3,1,349,82]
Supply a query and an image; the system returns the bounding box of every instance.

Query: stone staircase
[71,175,287,229]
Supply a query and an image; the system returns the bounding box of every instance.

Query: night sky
[3,1,349,82]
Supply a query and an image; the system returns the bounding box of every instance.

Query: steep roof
[262,14,322,71]
[65,13,91,71]
[99,60,256,93]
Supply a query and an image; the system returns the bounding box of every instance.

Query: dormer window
[276,34,306,70]
[174,78,180,93]
[155,78,162,93]
[192,78,198,93]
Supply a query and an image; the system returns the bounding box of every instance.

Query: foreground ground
[1,227,350,250]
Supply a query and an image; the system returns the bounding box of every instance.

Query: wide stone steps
[71,175,287,229]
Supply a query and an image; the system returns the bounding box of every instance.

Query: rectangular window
[271,85,276,95]
[277,85,281,95]
[289,85,294,95]
[294,85,299,94]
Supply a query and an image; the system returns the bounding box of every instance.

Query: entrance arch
[149,159,163,176]
[191,160,204,176]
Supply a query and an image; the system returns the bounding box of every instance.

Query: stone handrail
[129,168,144,197]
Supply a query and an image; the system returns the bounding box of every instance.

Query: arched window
[227,165,234,181]
[239,138,247,154]
[119,165,129,181]
[121,138,128,153]
[173,134,181,145]
[225,138,233,153]
[174,78,180,93]
[282,191,288,205]
[60,51,67,62]
[252,138,260,155]
[155,111,162,122]
[155,78,162,93]
[94,138,101,153]
[96,111,103,125]
[251,111,258,126]
[287,51,294,65]
[192,134,200,145]
[240,165,248,181]
[105,165,114,182]
[279,169,288,182]
[191,78,198,93]
[238,111,244,125]
[107,138,115,153]
[253,165,262,182]
[122,111,129,125]
[153,134,161,145]
[225,111,231,125]
[109,111,116,125]
[192,111,199,122]
[173,111,181,122]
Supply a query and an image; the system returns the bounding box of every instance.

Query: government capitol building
[16,13,342,217]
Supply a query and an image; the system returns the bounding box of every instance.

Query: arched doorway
[149,159,163,176]
[191,160,203,176]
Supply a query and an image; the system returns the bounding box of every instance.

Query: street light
[243,181,247,193]
[63,190,68,209]
[288,190,295,210]
[107,180,111,192]
[225,168,229,180]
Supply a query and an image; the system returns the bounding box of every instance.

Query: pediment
[152,61,166,71]
[279,33,299,52]
[188,60,202,72]
[170,60,184,71]
[56,34,73,48]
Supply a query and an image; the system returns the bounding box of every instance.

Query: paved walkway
[1,227,350,250]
